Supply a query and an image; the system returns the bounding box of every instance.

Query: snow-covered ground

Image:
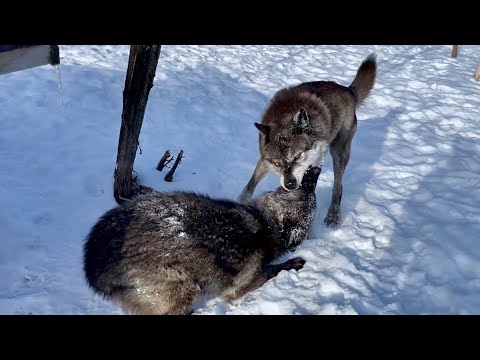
[1,45,479,315]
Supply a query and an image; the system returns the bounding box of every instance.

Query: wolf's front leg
[223,257,306,302]
[238,159,269,204]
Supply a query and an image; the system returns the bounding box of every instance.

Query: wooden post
[164,150,184,182]
[474,64,480,81]
[451,45,459,58]
[156,150,172,171]
[114,45,161,204]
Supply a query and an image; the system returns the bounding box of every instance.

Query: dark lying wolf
[83,166,321,315]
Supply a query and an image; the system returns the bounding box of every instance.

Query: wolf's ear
[254,122,271,143]
[293,108,313,134]
[254,122,270,135]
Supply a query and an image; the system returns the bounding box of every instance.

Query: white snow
[1,45,479,315]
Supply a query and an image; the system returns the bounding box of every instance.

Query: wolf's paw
[324,205,341,228]
[283,257,306,271]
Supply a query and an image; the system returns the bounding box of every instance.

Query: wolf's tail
[349,53,377,106]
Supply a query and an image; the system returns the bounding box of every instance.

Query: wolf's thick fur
[83,167,321,315]
[239,54,377,227]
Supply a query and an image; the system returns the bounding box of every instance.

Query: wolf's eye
[274,161,281,167]
[294,153,302,161]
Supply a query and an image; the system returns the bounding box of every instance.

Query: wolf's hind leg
[223,257,306,302]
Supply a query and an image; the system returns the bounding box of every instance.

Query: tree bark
[114,45,161,204]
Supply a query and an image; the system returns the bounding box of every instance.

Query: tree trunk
[474,64,480,81]
[114,45,161,204]
[451,45,459,58]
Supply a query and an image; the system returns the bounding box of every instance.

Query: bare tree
[114,45,161,204]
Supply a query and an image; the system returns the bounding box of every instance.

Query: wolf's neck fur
[251,197,309,262]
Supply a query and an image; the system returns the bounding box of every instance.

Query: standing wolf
[83,166,321,315]
[239,54,377,227]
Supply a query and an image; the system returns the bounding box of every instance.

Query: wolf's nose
[285,179,297,190]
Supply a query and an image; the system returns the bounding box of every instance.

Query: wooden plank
[0,45,36,53]
[0,45,60,75]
